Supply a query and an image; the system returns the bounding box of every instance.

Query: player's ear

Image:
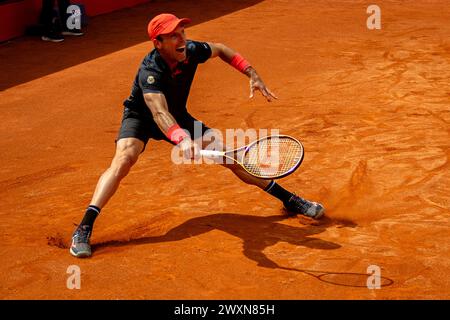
[153,37,162,49]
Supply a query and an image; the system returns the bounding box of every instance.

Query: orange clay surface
[0,0,449,299]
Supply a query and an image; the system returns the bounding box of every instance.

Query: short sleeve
[186,41,212,64]
[138,68,163,94]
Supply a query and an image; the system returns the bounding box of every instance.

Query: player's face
[157,26,187,63]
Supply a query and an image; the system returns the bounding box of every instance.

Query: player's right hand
[178,137,200,160]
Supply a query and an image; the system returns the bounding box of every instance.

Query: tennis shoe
[70,224,92,258]
[62,29,84,36]
[284,194,325,219]
[41,33,64,42]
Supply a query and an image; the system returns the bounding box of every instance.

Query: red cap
[148,13,191,40]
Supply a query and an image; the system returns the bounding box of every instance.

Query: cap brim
[161,17,191,36]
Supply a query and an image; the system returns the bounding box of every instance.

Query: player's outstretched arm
[207,42,278,102]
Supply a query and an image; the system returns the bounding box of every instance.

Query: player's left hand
[248,68,278,102]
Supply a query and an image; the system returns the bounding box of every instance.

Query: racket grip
[200,150,224,157]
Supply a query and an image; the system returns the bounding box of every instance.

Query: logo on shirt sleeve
[147,75,156,84]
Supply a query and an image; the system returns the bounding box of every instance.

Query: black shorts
[116,106,212,148]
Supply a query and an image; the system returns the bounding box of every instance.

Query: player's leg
[70,108,151,258]
[198,128,324,219]
[90,137,144,208]
[70,137,144,258]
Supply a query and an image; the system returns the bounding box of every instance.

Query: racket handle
[200,150,224,157]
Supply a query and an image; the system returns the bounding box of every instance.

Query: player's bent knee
[111,153,138,179]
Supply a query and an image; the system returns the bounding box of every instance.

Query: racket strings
[243,137,303,178]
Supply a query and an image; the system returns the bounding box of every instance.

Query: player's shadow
[95,214,394,287]
[95,213,352,269]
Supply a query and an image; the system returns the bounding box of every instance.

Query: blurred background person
[40,0,84,42]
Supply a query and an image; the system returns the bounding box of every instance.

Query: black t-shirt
[123,40,212,120]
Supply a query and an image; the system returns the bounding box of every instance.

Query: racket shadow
[277,266,395,288]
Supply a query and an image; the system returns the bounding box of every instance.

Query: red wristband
[230,53,251,73]
[166,124,189,145]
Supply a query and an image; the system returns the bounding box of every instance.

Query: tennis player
[70,13,325,258]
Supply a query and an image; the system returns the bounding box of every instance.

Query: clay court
[0,0,449,299]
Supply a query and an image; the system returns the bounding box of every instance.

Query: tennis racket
[200,135,304,179]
